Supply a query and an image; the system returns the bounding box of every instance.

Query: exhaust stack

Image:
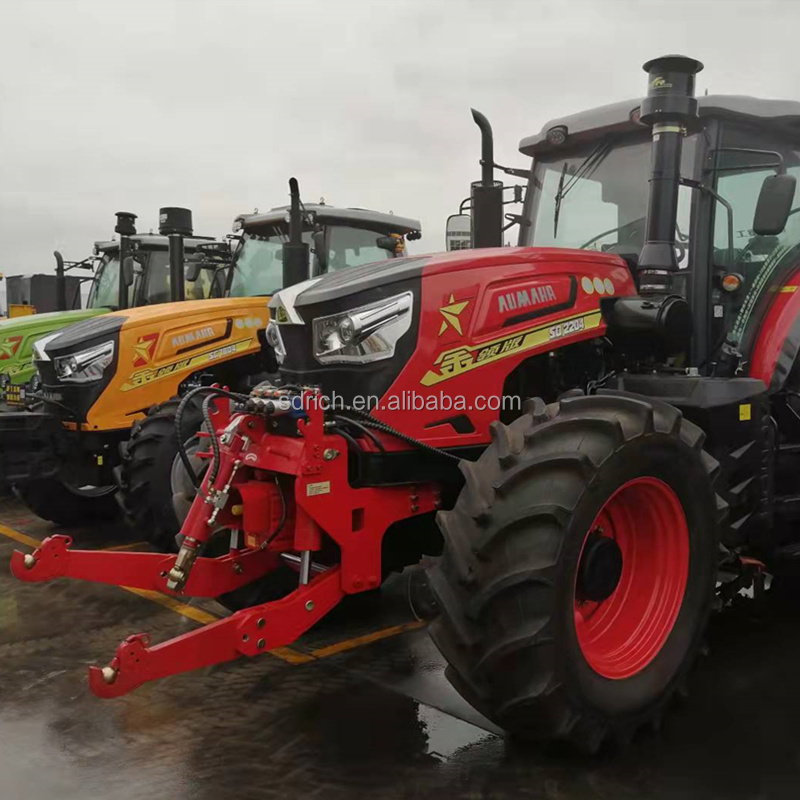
[54,251,67,312]
[470,109,503,249]
[159,207,193,303]
[114,211,138,310]
[637,55,703,293]
[282,177,310,288]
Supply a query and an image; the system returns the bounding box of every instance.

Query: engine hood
[293,257,431,310]
[0,307,105,334]
[0,308,108,382]
[277,246,633,419]
[95,298,271,334]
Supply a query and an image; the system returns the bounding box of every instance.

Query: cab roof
[93,234,216,253]
[235,204,421,236]
[520,95,800,157]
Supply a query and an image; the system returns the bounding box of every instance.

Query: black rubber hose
[175,386,251,489]
[335,415,386,453]
[336,406,462,463]
[202,393,223,486]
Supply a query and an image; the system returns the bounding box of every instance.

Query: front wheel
[426,392,721,751]
[116,397,204,551]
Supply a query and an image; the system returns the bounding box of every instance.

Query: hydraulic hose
[174,386,251,490]
[336,407,463,463]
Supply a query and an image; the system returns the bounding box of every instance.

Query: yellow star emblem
[438,294,469,336]
[133,338,155,364]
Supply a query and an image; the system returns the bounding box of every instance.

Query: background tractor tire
[116,396,204,552]
[15,477,119,526]
[426,392,722,752]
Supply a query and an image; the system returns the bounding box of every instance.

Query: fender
[749,267,800,391]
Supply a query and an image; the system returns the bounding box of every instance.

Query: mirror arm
[680,177,735,265]
[488,160,529,179]
[503,213,530,232]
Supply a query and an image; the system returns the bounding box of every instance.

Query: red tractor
[13,55,800,751]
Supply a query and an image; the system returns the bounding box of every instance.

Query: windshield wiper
[553,163,568,238]
[552,137,615,239]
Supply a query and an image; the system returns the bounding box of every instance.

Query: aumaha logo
[650,76,673,89]
[498,284,557,314]
[172,325,215,349]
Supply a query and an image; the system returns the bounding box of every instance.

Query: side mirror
[446,213,472,251]
[377,235,402,256]
[754,174,797,235]
[122,256,135,287]
[312,229,328,272]
[54,251,65,273]
[184,259,202,283]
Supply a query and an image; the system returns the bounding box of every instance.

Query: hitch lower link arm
[88,567,343,698]
[10,534,279,597]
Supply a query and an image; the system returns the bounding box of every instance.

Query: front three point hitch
[12,535,344,698]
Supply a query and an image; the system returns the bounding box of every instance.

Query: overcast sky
[1,0,799,282]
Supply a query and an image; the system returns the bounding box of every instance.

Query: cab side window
[712,135,800,351]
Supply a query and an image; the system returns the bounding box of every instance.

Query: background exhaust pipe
[637,54,704,293]
[114,211,137,310]
[54,250,67,312]
[470,109,503,249]
[159,207,193,303]
[282,177,310,288]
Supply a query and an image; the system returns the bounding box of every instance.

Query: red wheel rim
[574,476,689,680]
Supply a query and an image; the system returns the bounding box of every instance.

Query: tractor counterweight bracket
[88,567,344,698]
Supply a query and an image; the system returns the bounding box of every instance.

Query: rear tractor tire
[116,396,204,552]
[15,477,119,527]
[426,392,722,752]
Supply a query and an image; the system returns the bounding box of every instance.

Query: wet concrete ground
[1,495,800,799]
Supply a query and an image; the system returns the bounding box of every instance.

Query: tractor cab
[227,204,422,298]
[90,234,221,310]
[516,95,800,375]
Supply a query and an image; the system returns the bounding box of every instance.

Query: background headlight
[265,320,286,364]
[33,332,63,362]
[54,341,115,383]
[313,292,413,364]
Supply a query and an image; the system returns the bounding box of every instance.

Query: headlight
[312,291,413,364]
[33,332,63,362]
[54,341,115,383]
[265,320,286,364]
[27,373,42,395]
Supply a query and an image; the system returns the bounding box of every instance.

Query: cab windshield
[524,136,658,254]
[227,224,402,297]
[87,255,128,309]
[228,231,310,298]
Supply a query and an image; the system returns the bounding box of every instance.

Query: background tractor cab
[0,210,221,407]
[228,202,421,297]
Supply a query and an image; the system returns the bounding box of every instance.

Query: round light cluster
[235,317,265,329]
[581,276,615,296]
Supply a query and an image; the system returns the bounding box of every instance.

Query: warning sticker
[306,481,331,497]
